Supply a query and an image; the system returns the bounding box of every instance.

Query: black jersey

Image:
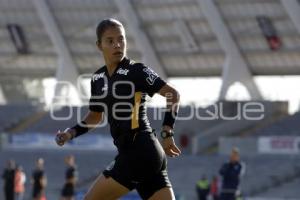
[32,169,45,197]
[219,161,244,191]
[2,168,15,190]
[89,57,166,142]
[65,166,77,180]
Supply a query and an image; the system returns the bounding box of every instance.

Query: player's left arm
[40,174,47,188]
[158,84,181,157]
[240,162,246,177]
[134,64,181,157]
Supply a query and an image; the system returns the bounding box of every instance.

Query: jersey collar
[105,57,130,78]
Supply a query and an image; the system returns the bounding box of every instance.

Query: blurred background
[0,0,300,199]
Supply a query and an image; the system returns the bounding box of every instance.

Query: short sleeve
[134,64,166,97]
[66,168,75,179]
[89,79,105,112]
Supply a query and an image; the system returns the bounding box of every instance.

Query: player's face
[37,158,44,168]
[66,156,75,165]
[98,26,126,65]
[230,151,240,162]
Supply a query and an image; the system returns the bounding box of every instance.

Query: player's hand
[161,136,181,157]
[55,129,73,146]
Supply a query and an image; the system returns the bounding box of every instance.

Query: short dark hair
[96,18,124,42]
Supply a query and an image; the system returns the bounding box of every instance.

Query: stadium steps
[0,104,37,132]
[247,164,300,196]
[6,110,48,133]
[237,112,288,137]
[203,117,269,153]
[204,112,286,154]
[198,119,263,154]
[201,102,288,154]
[258,177,300,198]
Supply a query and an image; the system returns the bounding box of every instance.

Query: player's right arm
[55,111,104,146]
[56,72,106,146]
[219,163,229,176]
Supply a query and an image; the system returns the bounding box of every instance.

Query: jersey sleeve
[219,163,229,176]
[134,64,166,97]
[240,162,246,177]
[89,79,105,112]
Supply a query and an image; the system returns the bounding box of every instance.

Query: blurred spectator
[196,175,210,200]
[32,158,47,200]
[61,155,78,200]
[210,176,220,200]
[2,159,16,200]
[219,148,246,200]
[14,165,26,200]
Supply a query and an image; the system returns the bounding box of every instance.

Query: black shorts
[61,183,75,197]
[220,193,236,200]
[103,131,172,200]
[32,188,43,198]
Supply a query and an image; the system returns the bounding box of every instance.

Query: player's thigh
[148,187,175,200]
[84,174,130,200]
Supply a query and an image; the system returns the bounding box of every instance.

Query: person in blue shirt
[219,148,246,200]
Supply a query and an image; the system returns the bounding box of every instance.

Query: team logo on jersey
[92,72,105,82]
[117,68,129,75]
[143,68,158,85]
[102,84,108,91]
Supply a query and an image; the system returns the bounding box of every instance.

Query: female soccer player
[55,18,181,200]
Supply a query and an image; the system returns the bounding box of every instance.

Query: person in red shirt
[14,165,26,200]
[210,176,219,200]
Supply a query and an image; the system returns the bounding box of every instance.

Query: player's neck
[106,58,123,76]
[106,63,118,77]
